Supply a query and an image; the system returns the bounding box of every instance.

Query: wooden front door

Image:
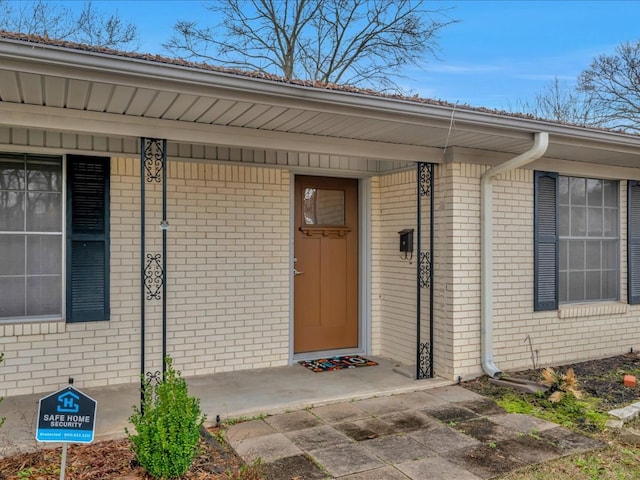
[294,176,358,353]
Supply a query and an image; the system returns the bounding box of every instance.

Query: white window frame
[0,153,65,323]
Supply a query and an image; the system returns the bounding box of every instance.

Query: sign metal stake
[36,380,97,480]
[60,442,68,480]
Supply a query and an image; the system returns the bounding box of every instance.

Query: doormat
[298,355,378,372]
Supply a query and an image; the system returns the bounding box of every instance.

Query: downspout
[480,132,549,378]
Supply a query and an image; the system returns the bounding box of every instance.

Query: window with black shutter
[66,156,110,322]
[534,171,559,311]
[535,171,620,310]
[628,181,640,304]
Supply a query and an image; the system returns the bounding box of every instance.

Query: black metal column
[416,162,434,379]
[140,138,168,404]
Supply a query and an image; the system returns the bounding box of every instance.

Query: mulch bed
[464,352,640,410]
[0,428,258,480]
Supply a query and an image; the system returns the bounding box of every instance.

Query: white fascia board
[3,38,640,151]
[0,102,439,162]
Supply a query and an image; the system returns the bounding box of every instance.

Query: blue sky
[74,1,640,110]
[420,1,640,109]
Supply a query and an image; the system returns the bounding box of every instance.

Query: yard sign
[36,386,97,443]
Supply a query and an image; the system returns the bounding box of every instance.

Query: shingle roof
[0,29,631,136]
[0,30,518,111]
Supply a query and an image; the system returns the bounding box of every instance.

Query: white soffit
[0,36,640,166]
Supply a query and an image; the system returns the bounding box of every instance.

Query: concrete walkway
[0,357,604,479]
[228,386,604,479]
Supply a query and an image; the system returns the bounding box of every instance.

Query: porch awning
[1,33,640,167]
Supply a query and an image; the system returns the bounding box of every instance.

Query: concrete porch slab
[0,355,449,457]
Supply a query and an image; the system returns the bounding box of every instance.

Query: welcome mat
[298,355,378,372]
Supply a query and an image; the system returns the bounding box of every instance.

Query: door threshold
[292,349,365,363]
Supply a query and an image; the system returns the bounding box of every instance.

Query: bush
[127,357,205,478]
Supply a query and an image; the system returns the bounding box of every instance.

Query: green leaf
[127,356,205,478]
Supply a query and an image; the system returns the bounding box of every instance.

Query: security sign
[36,386,97,443]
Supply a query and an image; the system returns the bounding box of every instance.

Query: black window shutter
[67,156,110,322]
[534,171,558,311]
[628,181,640,304]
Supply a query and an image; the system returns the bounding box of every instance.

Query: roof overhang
[1,34,640,166]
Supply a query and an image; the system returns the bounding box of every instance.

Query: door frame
[289,174,371,362]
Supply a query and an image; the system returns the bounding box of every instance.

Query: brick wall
[371,170,418,366]
[452,162,640,379]
[371,169,439,372]
[6,150,637,397]
[432,163,457,380]
[0,158,290,397]
[434,163,484,380]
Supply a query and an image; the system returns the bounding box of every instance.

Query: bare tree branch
[164,0,457,92]
[0,0,138,50]
[577,41,640,132]
[75,1,138,49]
[525,77,602,126]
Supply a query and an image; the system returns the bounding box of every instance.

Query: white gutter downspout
[480,132,549,378]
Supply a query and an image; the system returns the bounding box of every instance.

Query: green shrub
[127,357,205,479]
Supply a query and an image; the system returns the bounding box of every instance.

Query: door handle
[293,268,304,276]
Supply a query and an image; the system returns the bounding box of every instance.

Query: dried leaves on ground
[0,428,262,480]
[465,352,640,410]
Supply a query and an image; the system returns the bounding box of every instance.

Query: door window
[303,188,345,225]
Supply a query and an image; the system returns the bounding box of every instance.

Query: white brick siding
[371,170,418,366]
[4,144,640,398]
[0,158,290,397]
[455,162,640,378]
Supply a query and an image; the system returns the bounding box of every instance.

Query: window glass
[27,276,62,316]
[570,177,586,204]
[559,271,568,303]
[570,206,586,236]
[603,240,617,269]
[585,241,601,270]
[587,207,603,236]
[585,271,601,300]
[27,236,62,275]
[604,180,617,207]
[0,191,25,230]
[568,240,585,270]
[0,235,25,275]
[568,271,585,302]
[604,270,618,299]
[0,158,25,190]
[0,154,63,320]
[303,188,345,225]
[559,206,570,236]
[558,176,569,204]
[559,239,568,270]
[26,193,62,231]
[604,209,618,236]
[0,277,26,317]
[587,179,602,206]
[27,159,62,192]
[558,175,618,304]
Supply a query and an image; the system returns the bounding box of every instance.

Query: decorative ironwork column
[140,138,168,402]
[416,162,434,379]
